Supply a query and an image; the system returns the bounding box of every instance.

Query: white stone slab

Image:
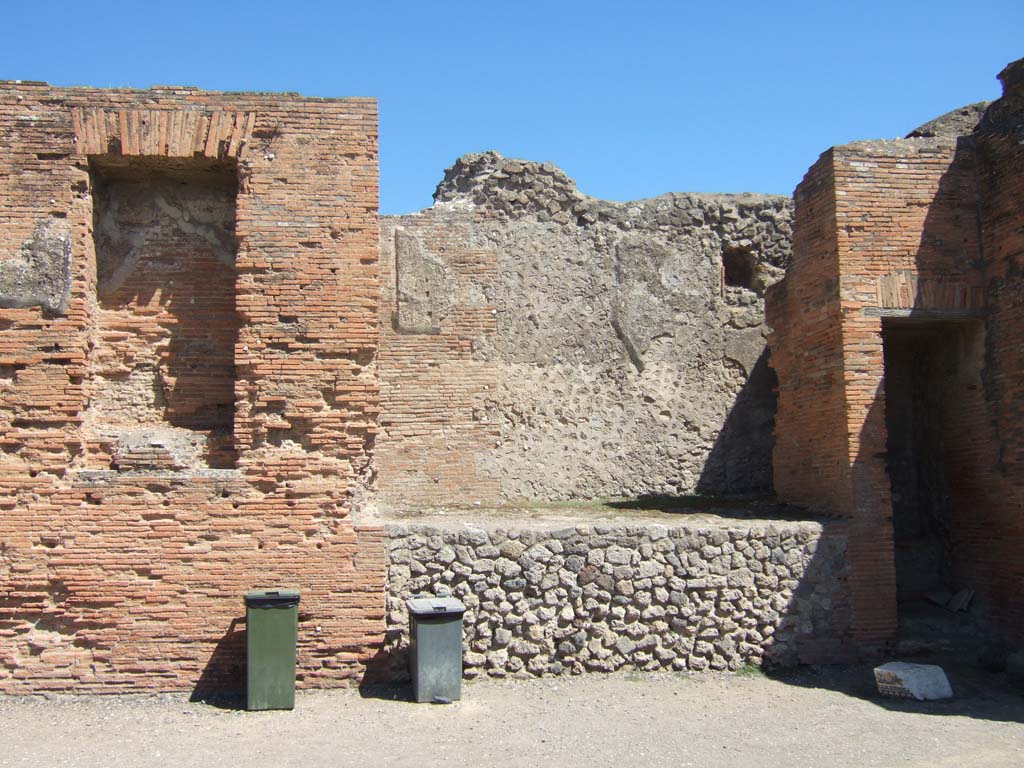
[874,661,953,701]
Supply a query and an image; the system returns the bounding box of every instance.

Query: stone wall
[383,517,851,678]
[376,153,793,505]
[0,83,384,693]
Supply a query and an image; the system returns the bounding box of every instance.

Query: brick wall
[4,61,1021,692]
[767,151,850,515]
[374,213,501,506]
[832,138,983,643]
[770,139,983,644]
[770,58,1024,645]
[87,160,240,469]
[973,61,1024,641]
[0,83,386,692]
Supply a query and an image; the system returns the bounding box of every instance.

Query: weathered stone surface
[906,102,989,139]
[378,152,792,502]
[384,519,850,678]
[393,227,452,332]
[0,219,72,315]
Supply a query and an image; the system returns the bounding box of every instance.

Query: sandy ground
[1,664,1021,768]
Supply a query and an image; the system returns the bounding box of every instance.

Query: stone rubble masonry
[767,58,1024,645]
[376,152,793,505]
[0,82,384,693]
[383,518,851,678]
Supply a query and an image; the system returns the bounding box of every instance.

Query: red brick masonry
[768,60,1024,645]
[0,83,384,692]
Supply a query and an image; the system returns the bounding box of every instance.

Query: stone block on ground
[874,662,953,701]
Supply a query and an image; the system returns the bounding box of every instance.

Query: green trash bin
[244,589,300,711]
[407,595,465,703]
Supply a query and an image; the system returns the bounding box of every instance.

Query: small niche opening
[722,246,757,292]
[86,156,240,470]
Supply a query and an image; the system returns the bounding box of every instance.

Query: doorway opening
[881,317,989,652]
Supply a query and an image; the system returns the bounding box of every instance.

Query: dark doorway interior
[881,317,999,654]
[882,321,955,602]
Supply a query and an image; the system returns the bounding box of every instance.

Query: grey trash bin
[407,595,466,703]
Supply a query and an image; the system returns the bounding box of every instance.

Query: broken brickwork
[768,59,1024,645]
[0,83,383,692]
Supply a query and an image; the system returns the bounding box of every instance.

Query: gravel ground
[1,665,1020,768]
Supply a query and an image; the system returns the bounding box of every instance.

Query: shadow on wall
[755,125,1024,719]
[696,348,778,496]
[849,386,900,645]
[837,130,1007,653]
[758,517,855,671]
[359,626,410,689]
[190,617,245,705]
[918,131,1023,645]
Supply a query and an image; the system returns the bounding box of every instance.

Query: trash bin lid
[245,589,301,608]
[407,596,465,617]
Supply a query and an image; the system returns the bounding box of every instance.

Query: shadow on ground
[762,659,1024,725]
[359,645,413,701]
[605,494,826,523]
[357,681,414,702]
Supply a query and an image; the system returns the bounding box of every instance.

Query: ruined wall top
[433,150,584,221]
[906,102,989,139]
[997,57,1024,95]
[0,79,374,105]
[432,150,790,248]
[979,56,1024,136]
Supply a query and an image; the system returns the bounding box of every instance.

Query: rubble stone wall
[383,519,851,677]
[377,153,793,505]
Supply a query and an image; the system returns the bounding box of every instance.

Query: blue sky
[2,1,1020,214]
